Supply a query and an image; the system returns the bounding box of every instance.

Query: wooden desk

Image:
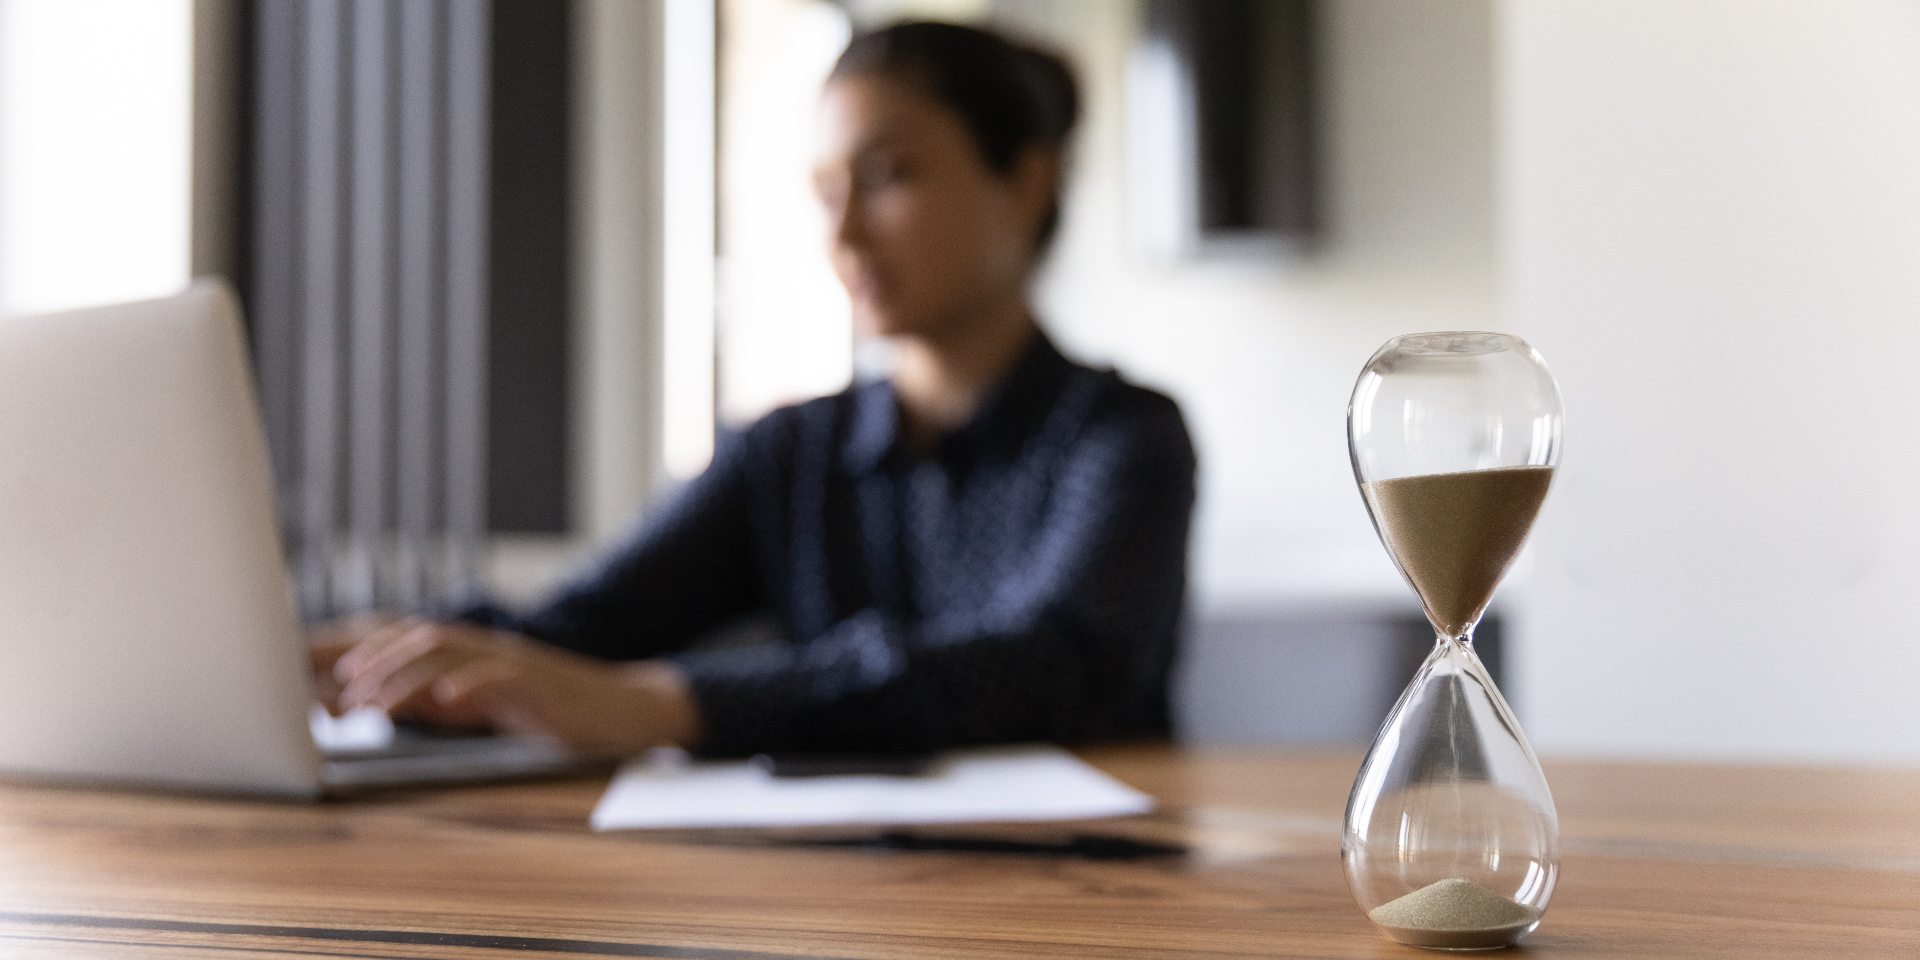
[0,746,1914,958]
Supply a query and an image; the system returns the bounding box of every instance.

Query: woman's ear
[1011,145,1062,245]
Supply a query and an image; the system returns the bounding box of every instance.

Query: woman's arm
[326,617,701,753]
[673,390,1196,755]
[491,427,770,660]
[318,425,774,752]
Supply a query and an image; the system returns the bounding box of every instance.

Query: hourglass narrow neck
[1364,466,1554,640]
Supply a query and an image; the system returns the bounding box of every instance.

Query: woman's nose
[827,191,867,250]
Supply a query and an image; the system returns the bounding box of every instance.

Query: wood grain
[0,745,1913,958]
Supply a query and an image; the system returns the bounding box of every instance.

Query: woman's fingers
[324,622,697,755]
[308,613,407,714]
[432,658,550,735]
[310,641,353,714]
[331,617,429,683]
[333,623,427,710]
[421,644,637,750]
[337,623,491,714]
[430,657,521,715]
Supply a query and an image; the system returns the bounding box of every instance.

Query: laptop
[0,280,597,797]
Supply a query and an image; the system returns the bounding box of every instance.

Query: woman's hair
[830,21,1080,251]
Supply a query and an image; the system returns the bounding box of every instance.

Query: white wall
[1007,0,1499,611]
[1503,0,1920,763]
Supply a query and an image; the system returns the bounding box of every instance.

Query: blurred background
[0,0,1914,765]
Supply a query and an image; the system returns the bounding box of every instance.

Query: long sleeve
[499,429,767,661]
[675,389,1195,756]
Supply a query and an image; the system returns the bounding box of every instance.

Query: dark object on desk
[752,753,937,778]
[790,830,1186,861]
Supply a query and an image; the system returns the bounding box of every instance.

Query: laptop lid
[0,280,323,797]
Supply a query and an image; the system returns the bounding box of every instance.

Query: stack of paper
[590,744,1154,831]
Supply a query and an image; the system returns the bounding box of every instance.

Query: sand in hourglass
[1364,465,1553,638]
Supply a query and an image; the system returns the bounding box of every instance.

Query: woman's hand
[310,613,401,716]
[314,617,702,756]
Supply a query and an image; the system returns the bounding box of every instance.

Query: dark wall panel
[1143,0,1319,241]
[486,0,572,534]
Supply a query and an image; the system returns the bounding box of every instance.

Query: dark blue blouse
[487,333,1195,756]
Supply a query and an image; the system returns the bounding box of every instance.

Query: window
[715,0,853,428]
[0,0,193,317]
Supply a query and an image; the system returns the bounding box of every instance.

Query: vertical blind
[252,0,490,621]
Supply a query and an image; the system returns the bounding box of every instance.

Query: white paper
[590,744,1154,831]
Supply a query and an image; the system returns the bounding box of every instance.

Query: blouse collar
[842,330,1073,476]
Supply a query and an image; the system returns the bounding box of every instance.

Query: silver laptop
[0,280,594,796]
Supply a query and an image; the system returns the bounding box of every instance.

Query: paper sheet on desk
[590,744,1153,830]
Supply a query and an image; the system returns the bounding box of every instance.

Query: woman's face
[813,72,1054,342]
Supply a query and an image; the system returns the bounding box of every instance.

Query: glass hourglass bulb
[1343,332,1563,951]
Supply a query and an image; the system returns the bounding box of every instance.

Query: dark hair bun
[832,21,1080,248]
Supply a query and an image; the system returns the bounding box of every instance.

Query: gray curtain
[251,0,490,621]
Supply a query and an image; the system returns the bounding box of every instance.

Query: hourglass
[1343,332,1563,950]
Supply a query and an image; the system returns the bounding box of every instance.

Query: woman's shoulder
[721,381,876,460]
[1031,361,1194,504]
[1070,361,1193,450]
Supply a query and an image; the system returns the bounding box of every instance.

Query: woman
[318,22,1196,757]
